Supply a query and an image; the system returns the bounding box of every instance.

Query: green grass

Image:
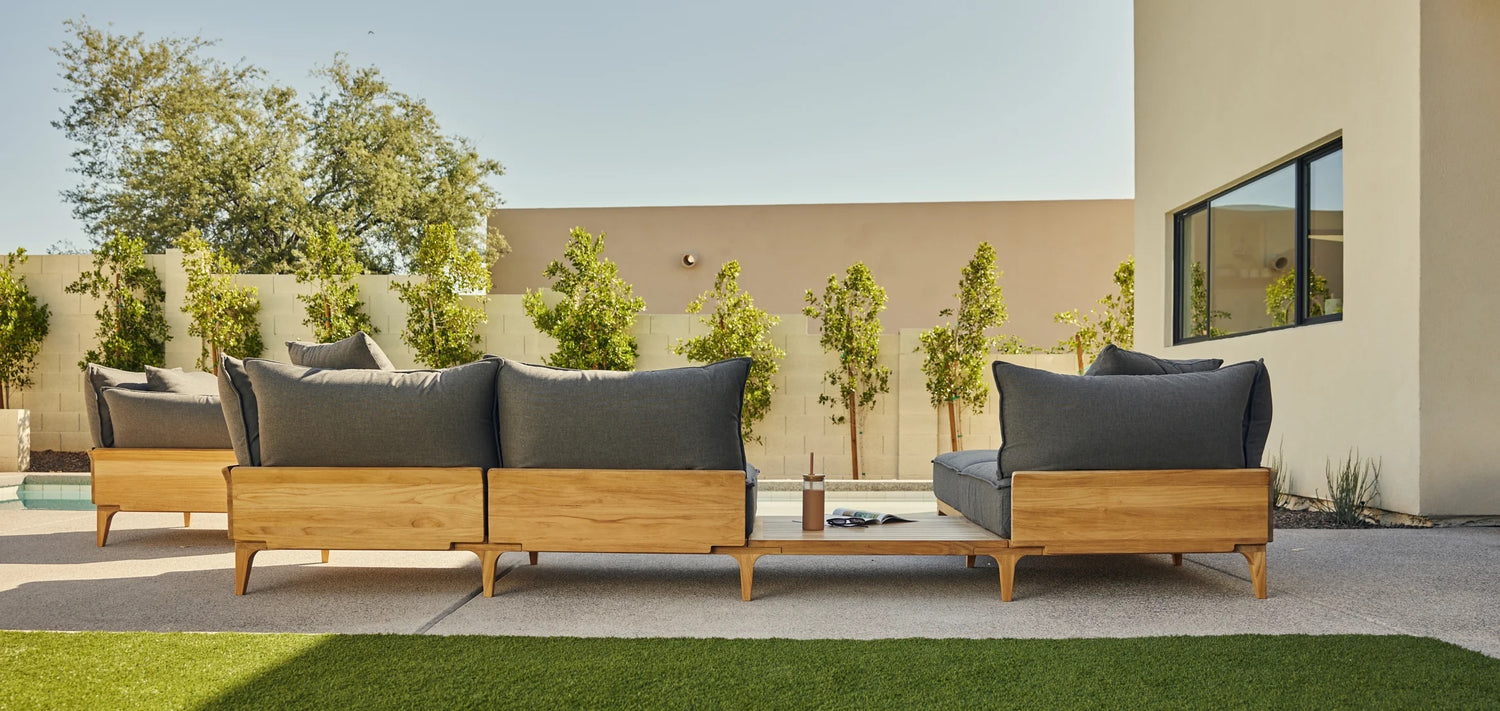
[2,631,1497,710]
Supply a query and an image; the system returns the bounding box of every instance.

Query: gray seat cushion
[146,365,219,395]
[933,460,1011,538]
[1084,344,1223,375]
[100,388,232,449]
[217,356,261,466]
[932,449,1001,487]
[83,364,150,448]
[993,360,1261,477]
[285,331,395,370]
[247,358,500,467]
[495,358,750,470]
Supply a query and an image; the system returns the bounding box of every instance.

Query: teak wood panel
[90,448,238,513]
[488,469,745,553]
[226,467,485,550]
[1008,469,1271,553]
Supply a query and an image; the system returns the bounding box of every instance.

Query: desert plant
[671,261,785,444]
[1054,256,1134,367]
[295,225,378,342]
[178,231,264,373]
[66,232,170,371]
[1265,268,1331,326]
[391,224,489,368]
[1266,439,1290,509]
[917,242,1009,452]
[524,227,646,371]
[1321,450,1381,526]
[803,262,891,480]
[0,250,51,409]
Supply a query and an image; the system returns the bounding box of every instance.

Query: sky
[0,0,1134,254]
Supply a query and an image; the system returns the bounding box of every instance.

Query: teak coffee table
[712,514,1014,601]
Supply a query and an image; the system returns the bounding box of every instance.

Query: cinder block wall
[11,251,1074,478]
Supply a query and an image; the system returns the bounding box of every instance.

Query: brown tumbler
[802,473,825,530]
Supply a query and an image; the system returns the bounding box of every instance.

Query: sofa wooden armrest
[90,448,239,547]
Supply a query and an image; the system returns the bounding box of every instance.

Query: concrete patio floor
[2,499,1497,658]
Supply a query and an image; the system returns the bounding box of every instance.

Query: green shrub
[523,227,645,371]
[0,250,51,409]
[178,230,264,372]
[1266,439,1290,509]
[1322,450,1380,526]
[671,261,784,444]
[917,242,1009,452]
[295,225,378,342]
[803,262,891,480]
[391,224,489,368]
[66,233,170,371]
[1053,256,1134,368]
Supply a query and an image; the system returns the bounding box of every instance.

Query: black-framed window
[1174,139,1343,342]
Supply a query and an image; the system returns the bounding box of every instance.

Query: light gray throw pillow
[83,364,150,448]
[100,388,233,449]
[146,365,219,395]
[217,356,261,466]
[992,360,1260,477]
[247,358,500,467]
[1083,344,1223,375]
[495,358,750,470]
[285,331,395,370]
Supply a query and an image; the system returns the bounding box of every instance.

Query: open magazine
[828,507,913,524]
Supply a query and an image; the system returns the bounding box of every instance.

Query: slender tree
[917,242,1009,452]
[391,224,489,368]
[294,225,377,342]
[803,262,891,480]
[1265,268,1330,326]
[1054,256,1134,369]
[0,250,51,409]
[671,260,785,443]
[66,233,170,371]
[178,230,264,373]
[1189,261,1231,337]
[523,227,646,371]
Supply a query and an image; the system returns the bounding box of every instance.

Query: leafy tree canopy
[66,232,170,371]
[918,242,1009,451]
[523,227,646,371]
[0,250,52,409]
[294,225,377,342]
[672,260,785,443]
[178,230,264,372]
[53,19,507,273]
[803,262,891,479]
[391,224,489,369]
[1054,256,1134,363]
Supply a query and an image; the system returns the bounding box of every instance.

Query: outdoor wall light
[681,253,699,268]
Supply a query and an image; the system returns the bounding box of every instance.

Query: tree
[294,225,378,342]
[1265,269,1330,326]
[1188,261,1231,338]
[53,20,506,273]
[391,224,489,368]
[523,227,646,371]
[178,230,264,373]
[0,250,52,409]
[66,233,170,371]
[1054,256,1134,369]
[671,261,785,443]
[917,242,1008,452]
[803,262,891,480]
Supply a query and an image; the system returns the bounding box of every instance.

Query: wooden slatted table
[711,514,1011,601]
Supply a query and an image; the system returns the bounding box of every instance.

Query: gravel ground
[26,450,90,472]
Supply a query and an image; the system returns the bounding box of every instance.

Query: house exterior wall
[1134,0,1428,513]
[488,200,1135,344]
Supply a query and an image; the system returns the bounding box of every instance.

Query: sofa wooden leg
[183,512,192,528]
[528,551,539,566]
[96,505,120,547]
[321,550,330,564]
[992,549,1040,602]
[727,551,765,601]
[1236,544,1267,599]
[965,555,977,568]
[235,542,267,596]
[1171,553,1183,566]
[473,549,503,598]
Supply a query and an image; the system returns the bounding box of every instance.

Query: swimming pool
[0,474,94,511]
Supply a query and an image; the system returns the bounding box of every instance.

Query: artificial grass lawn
[2,632,1497,710]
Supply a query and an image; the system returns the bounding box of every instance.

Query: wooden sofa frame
[90,448,240,547]
[937,468,1272,600]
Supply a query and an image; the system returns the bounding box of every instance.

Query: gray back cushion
[993,360,1260,477]
[247,359,500,468]
[1084,344,1223,375]
[285,332,395,370]
[496,358,750,470]
[83,364,150,448]
[1242,361,1274,467]
[100,388,232,449]
[146,365,219,395]
[217,356,260,466]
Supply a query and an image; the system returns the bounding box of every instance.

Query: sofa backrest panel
[83,364,150,448]
[218,356,261,466]
[495,358,750,470]
[247,358,501,468]
[101,388,233,449]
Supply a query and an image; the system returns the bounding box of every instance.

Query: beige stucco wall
[1135,0,1428,512]
[488,200,1134,345]
[9,250,1075,479]
[1417,0,1500,515]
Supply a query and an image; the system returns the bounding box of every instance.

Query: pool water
[0,474,94,511]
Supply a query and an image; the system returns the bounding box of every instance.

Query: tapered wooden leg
[96,505,120,547]
[728,551,766,601]
[474,549,503,598]
[965,555,977,568]
[992,549,1040,602]
[529,551,539,566]
[320,550,330,564]
[183,512,192,527]
[234,541,267,596]
[1236,544,1267,599]
[1171,553,1183,566]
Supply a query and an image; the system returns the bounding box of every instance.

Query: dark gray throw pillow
[247,358,500,467]
[83,364,150,448]
[496,358,750,470]
[146,365,219,395]
[993,360,1260,476]
[1084,344,1223,375]
[217,356,261,466]
[285,331,395,370]
[101,388,232,449]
